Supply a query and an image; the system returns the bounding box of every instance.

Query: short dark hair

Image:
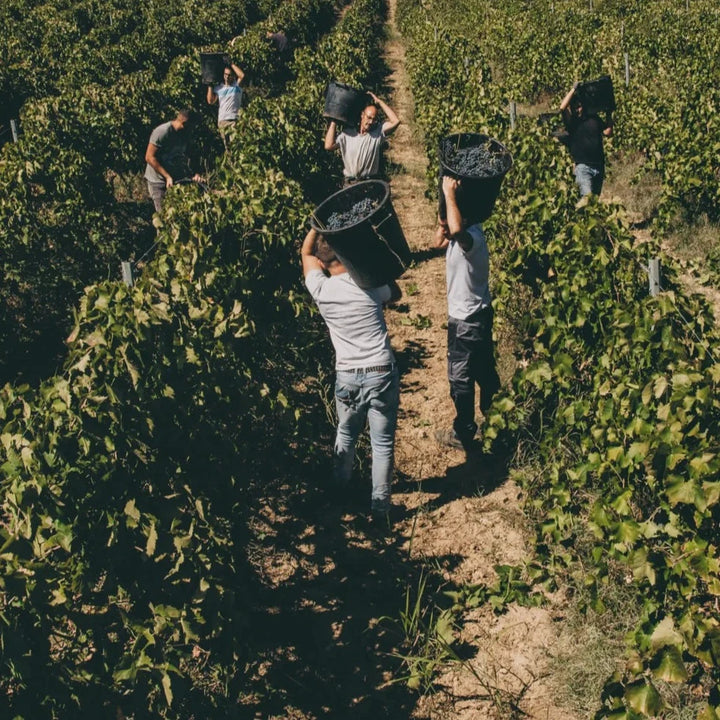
[314,235,338,264]
[177,107,196,123]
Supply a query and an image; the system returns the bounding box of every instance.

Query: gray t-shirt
[336,125,386,179]
[305,270,394,369]
[144,121,190,184]
[446,224,491,320]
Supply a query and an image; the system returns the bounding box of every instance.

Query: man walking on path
[559,82,613,197]
[301,228,401,520]
[324,92,400,186]
[434,176,500,451]
[207,60,246,147]
[144,109,202,212]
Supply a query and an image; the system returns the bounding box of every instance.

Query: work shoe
[434,428,469,450]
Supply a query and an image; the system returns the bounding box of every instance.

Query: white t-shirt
[305,270,394,369]
[213,81,243,123]
[336,125,386,178]
[446,224,491,320]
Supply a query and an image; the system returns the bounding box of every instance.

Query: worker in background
[324,92,400,186]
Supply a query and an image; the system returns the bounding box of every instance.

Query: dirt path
[380,3,577,718]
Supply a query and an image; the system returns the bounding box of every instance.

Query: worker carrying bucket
[323,84,400,187]
[432,133,511,453]
[559,77,614,197]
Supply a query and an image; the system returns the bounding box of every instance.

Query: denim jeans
[447,311,500,443]
[574,163,604,196]
[147,181,166,212]
[334,367,399,513]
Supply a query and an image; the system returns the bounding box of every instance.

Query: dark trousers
[447,310,500,442]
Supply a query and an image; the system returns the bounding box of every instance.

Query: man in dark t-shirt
[560,83,613,196]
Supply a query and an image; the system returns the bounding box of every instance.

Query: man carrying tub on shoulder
[559,81,613,197]
[207,60,246,148]
[433,176,501,452]
[301,227,401,524]
[324,92,400,187]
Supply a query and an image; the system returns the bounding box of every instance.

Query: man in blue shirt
[207,61,245,148]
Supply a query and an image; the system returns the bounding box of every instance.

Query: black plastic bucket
[437,133,513,225]
[323,81,368,125]
[576,75,616,115]
[310,180,411,289]
[200,53,225,86]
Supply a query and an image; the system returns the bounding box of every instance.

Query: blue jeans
[574,163,604,196]
[334,367,399,513]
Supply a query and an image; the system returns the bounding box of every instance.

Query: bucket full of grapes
[438,133,513,225]
[310,180,411,289]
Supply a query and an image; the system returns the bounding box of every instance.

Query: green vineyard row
[0,0,387,716]
[398,0,720,717]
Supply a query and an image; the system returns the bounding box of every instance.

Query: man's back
[304,270,394,370]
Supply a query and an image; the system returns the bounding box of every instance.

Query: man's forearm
[324,121,337,150]
[231,63,245,82]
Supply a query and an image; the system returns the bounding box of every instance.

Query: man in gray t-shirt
[324,92,400,186]
[144,108,202,212]
[301,228,401,520]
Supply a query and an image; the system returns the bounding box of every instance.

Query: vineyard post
[10,119,19,142]
[589,0,593,10]
[649,258,661,296]
[624,52,630,86]
[121,261,135,287]
[509,101,517,130]
[434,26,438,40]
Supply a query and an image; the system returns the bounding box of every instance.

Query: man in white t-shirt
[324,92,400,186]
[206,61,245,147]
[434,176,500,450]
[301,228,401,520]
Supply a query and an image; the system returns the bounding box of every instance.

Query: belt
[343,174,383,183]
[339,363,395,374]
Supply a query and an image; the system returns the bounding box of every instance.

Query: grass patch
[550,552,706,720]
[604,150,663,224]
[664,213,720,265]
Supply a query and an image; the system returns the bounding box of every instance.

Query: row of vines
[0,0,336,380]
[0,0,390,715]
[398,0,720,717]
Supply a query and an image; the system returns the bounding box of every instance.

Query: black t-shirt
[563,113,607,167]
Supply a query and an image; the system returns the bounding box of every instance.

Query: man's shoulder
[151,121,173,139]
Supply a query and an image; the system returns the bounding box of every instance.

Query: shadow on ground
[235,430,513,718]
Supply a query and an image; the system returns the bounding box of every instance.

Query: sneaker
[434,428,467,450]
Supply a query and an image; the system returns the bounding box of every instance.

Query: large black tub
[310,180,411,289]
[438,133,513,225]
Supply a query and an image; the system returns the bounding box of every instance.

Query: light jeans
[334,367,399,513]
[574,163,604,196]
